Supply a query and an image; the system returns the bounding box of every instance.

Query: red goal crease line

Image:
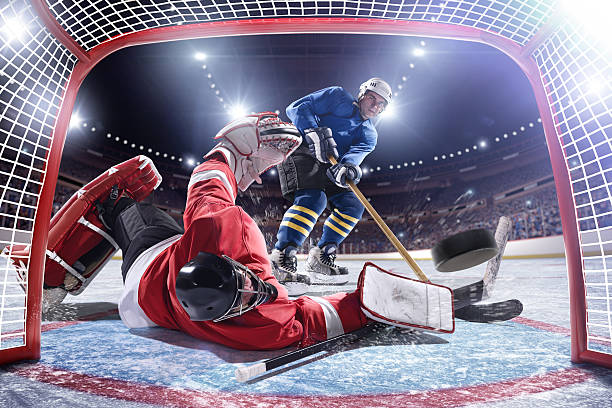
[7,363,594,408]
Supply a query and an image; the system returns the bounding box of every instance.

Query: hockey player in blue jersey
[271,78,392,294]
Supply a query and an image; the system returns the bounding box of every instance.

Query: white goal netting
[0,0,609,365]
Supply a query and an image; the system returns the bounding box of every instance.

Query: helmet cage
[213,255,276,322]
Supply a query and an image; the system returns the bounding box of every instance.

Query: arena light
[561,0,611,48]
[412,48,425,57]
[69,113,81,129]
[380,103,395,118]
[1,17,26,42]
[186,158,195,166]
[228,104,247,119]
[269,168,277,176]
[194,52,207,61]
[479,140,487,148]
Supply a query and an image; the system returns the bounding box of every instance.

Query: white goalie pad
[358,262,454,333]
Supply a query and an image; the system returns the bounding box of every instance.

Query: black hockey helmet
[175,252,277,322]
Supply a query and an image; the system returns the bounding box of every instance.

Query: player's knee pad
[2,155,162,299]
[329,191,365,220]
[293,189,327,214]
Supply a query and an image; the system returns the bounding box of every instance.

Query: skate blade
[282,281,310,296]
[308,272,349,286]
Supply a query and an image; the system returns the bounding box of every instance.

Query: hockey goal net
[0,0,610,368]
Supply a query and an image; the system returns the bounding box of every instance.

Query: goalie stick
[235,217,516,382]
[454,299,523,323]
[452,216,512,310]
[235,322,385,382]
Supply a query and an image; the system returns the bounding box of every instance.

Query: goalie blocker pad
[358,262,455,333]
[2,155,162,298]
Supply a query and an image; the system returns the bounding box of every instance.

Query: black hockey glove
[303,127,339,163]
[327,162,362,188]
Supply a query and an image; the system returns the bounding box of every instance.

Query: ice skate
[270,246,310,296]
[305,244,349,285]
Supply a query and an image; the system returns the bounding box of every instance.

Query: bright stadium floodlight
[69,113,81,129]
[412,48,425,57]
[479,140,487,148]
[229,104,247,119]
[380,103,395,118]
[194,52,207,61]
[187,158,195,166]
[561,0,611,48]
[2,17,27,42]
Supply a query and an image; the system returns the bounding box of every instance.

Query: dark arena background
[1,1,611,407]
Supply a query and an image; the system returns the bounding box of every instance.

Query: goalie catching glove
[205,112,302,192]
[327,162,362,188]
[303,127,338,163]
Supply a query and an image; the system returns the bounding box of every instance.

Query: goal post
[0,0,609,368]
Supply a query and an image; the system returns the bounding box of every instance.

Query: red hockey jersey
[136,158,367,350]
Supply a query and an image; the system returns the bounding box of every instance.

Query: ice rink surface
[1,257,611,407]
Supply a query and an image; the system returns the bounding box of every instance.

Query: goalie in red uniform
[4,112,453,351]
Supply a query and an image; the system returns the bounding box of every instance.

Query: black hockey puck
[431,229,499,272]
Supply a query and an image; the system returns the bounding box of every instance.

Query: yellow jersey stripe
[329,213,353,231]
[290,205,319,219]
[334,208,359,223]
[281,220,309,236]
[283,212,315,228]
[324,219,348,237]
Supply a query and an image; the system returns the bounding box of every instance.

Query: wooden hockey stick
[328,156,429,282]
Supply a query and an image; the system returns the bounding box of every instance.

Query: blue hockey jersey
[285,86,377,166]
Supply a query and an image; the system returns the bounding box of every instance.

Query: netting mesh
[0,0,610,365]
[46,0,554,51]
[533,17,612,356]
[0,0,78,351]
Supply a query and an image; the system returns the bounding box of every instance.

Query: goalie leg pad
[358,262,454,333]
[3,156,162,299]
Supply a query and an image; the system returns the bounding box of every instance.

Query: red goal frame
[1,0,609,368]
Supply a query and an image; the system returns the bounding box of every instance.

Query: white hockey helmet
[205,112,302,192]
[358,77,393,106]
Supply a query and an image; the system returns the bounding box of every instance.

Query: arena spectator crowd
[48,139,569,254]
